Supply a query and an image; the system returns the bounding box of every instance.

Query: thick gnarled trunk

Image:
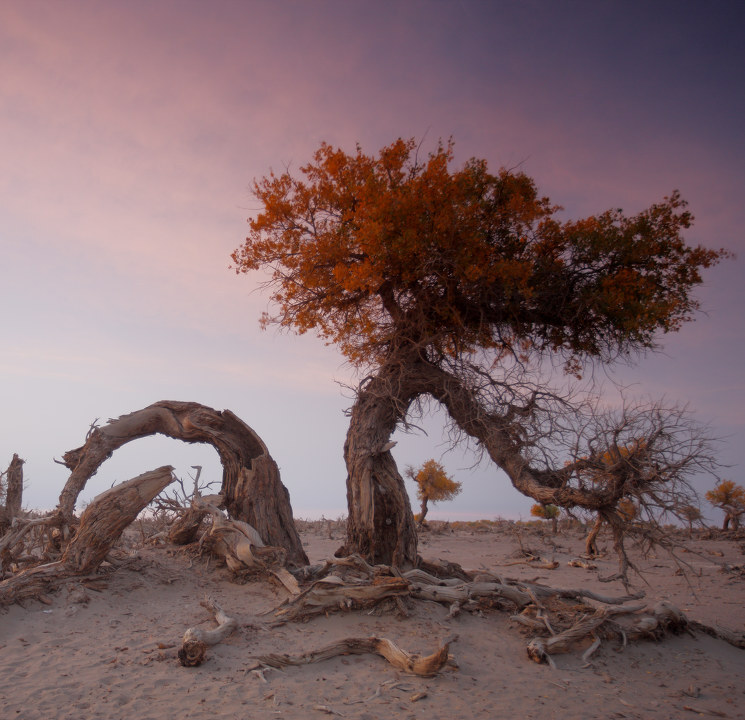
[341,370,418,568]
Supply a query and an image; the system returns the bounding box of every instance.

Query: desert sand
[1,520,743,720]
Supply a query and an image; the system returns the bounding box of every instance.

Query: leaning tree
[232,137,729,567]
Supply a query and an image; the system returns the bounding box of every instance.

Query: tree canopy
[232,138,728,371]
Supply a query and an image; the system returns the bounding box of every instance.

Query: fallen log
[0,466,174,605]
[526,600,688,664]
[252,636,454,677]
[177,596,453,676]
[410,580,533,609]
[273,576,410,622]
[179,597,238,666]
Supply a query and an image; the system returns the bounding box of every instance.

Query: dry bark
[585,517,603,556]
[63,466,175,573]
[168,507,208,545]
[0,466,174,604]
[274,575,410,622]
[340,369,418,567]
[57,401,307,565]
[5,454,24,523]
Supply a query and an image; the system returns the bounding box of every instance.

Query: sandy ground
[1,521,744,720]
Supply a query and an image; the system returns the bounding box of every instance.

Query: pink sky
[1,1,743,521]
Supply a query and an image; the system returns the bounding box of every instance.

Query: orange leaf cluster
[232,138,731,369]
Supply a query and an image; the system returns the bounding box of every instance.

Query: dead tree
[0,453,24,533]
[0,466,175,605]
[56,401,307,565]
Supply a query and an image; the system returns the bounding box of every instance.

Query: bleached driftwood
[251,636,454,677]
[179,597,238,666]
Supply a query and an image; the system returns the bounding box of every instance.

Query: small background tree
[405,460,462,526]
[706,480,745,530]
[530,503,560,533]
[678,504,703,538]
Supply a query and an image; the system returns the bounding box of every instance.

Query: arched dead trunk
[340,370,418,568]
[57,401,307,565]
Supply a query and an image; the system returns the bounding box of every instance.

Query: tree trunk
[340,369,418,567]
[0,466,175,605]
[57,401,307,565]
[585,516,603,556]
[1,454,24,531]
[63,466,175,573]
[419,496,429,526]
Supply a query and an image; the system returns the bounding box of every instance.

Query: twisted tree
[57,400,307,565]
[232,137,729,567]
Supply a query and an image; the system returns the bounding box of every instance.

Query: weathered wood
[57,401,307,565]
[0,467,174,604]
[253,636,453,677]
[3,454,24,527]
[168,508,207,545]
[410,580,533,609]
[585,516,603,556]
[179,597,238,666]
[274,576,411,622]
[526,600,688,664]
[340,368,418,568]
[63,466,175,573]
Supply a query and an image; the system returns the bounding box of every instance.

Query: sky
[1,1,743,523]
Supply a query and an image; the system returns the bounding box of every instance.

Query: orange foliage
[232,138,730,369]
[409,459,462,505]
[705,479,745,509]
[706,480,745,529]
[530,503,559,520]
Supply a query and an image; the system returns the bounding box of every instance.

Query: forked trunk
[340,369,418,567]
